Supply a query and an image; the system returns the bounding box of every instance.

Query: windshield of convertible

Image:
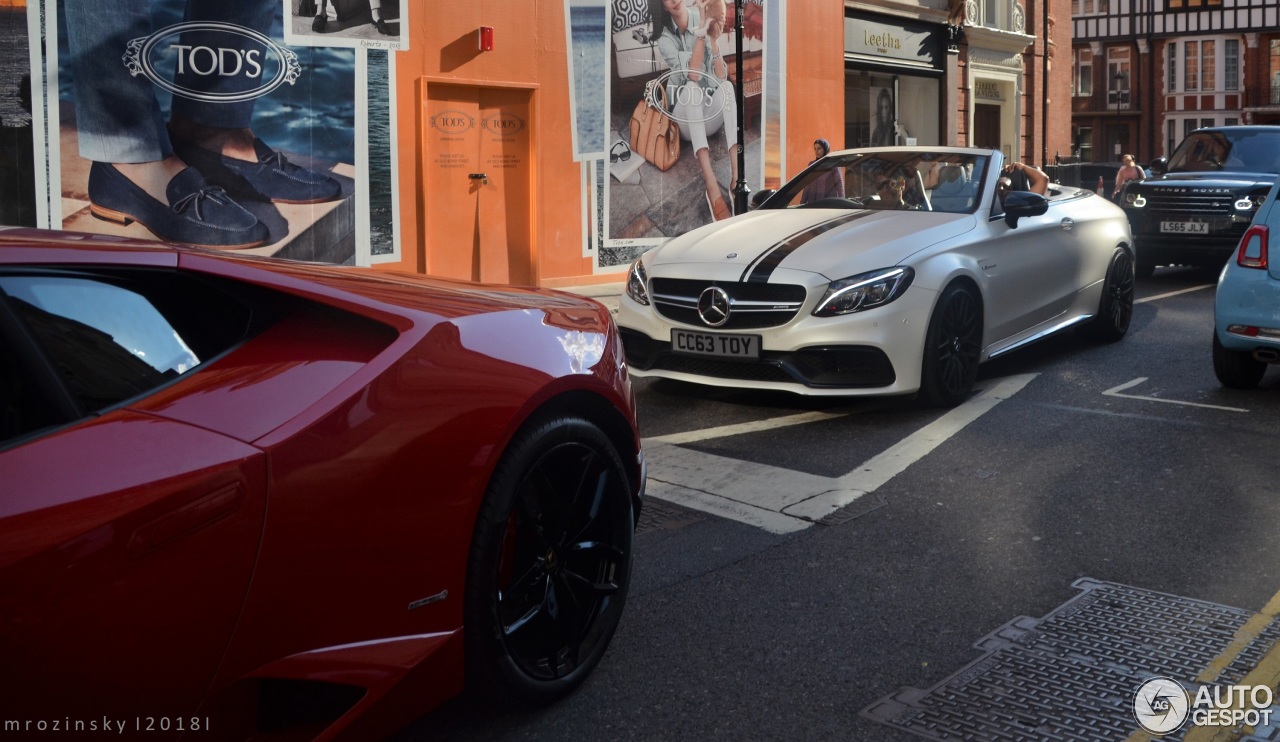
[763,151,990,215]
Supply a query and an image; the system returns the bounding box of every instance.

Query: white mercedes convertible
[617,147,1135,406]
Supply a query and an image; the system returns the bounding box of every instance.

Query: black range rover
[1118,126,1280,277]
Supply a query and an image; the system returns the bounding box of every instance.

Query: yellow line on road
[1124,589,1280,742]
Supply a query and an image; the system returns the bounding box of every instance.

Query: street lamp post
[1113,70,1127,161]
[732,0,750,215]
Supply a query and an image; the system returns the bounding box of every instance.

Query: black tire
[1081,249,1134,342]
[464,415,634,706]
[920,283,983,408]
[1212,332,1266,389]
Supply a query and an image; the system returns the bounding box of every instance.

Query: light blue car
[1213,179,1280,388]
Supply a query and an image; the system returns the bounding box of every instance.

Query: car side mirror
[1003,191,1049,229]
[1149,157,1168,176]
[750,189,776,210]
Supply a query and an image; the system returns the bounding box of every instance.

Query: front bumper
[1124,212,1250,265]
[616,282,938,397]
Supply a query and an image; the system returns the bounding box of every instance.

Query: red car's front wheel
[464,415,634,706]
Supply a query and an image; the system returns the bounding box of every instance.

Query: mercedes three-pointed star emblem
[697,286,731,327]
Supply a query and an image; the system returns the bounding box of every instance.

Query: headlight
[1123,192,1143,207]
[625,259,650,305]
[813,267,914,317]
[1235,197,1257,211]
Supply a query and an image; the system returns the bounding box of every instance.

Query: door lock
[469,173,488,185]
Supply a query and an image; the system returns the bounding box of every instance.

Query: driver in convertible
[866,169,917,209]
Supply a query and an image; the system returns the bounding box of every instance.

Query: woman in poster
[650,0,739,221]
[871,87,894,147]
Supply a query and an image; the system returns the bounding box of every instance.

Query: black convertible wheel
[1082,249,1134,341]
[920,283,983,408]
[1212,332,1267,389]
[465,415,634,706]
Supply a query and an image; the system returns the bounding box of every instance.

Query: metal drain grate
[635,497,705,535]
[863,578,1280,741]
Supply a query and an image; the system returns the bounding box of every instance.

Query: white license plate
[671,329,761,359]
[1160,221,1209,234]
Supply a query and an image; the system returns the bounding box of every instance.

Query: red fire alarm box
[478,26,494,52]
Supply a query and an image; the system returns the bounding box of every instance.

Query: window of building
[1075,48,1093,97]
[1167,120,1176,156]
[1168,0,1222,7]
[1184,118,1198,139]
[1108,47,1131,107]
[1225,39,1239,90]
[1226,117,1238,126]
[1077,126,1093,162]
[1185,40,1199,91]
[1201,40,1216,91]
[1168,43,1177,93]
[980,0,1001,28]
[843,71,939,149]
[1073,0,1108,13]
[1202,118,1215,129]
[1271,40,1280,105]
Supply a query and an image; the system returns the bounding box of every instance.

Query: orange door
[423,85,533,285]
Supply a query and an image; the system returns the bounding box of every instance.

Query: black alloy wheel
[920,283,983,408]
[465,415,634,706]
[1082,249,1135,341]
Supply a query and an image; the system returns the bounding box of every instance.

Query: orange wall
[783,1,846,182]
[382,1,847,285]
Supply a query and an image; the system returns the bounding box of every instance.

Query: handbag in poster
[629,80,680,172]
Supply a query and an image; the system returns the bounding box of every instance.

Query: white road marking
[1102,377,1248,412]
[642,374,1038,531]
[645,480,812,535]
[1135,284,1213,304]
[644,409,857,446]
[787,374,1038,520]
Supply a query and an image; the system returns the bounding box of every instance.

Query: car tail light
[1236,225,1269,270]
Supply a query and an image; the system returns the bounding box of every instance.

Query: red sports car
[0,229,644,740]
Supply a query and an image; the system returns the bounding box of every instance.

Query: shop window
[844,70,939,149]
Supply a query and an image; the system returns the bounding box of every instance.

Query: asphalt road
[399,265,1280,741]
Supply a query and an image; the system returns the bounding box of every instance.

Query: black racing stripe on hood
[739,211,873,283]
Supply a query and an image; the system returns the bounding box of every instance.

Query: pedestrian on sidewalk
[1113,153,1144,201]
